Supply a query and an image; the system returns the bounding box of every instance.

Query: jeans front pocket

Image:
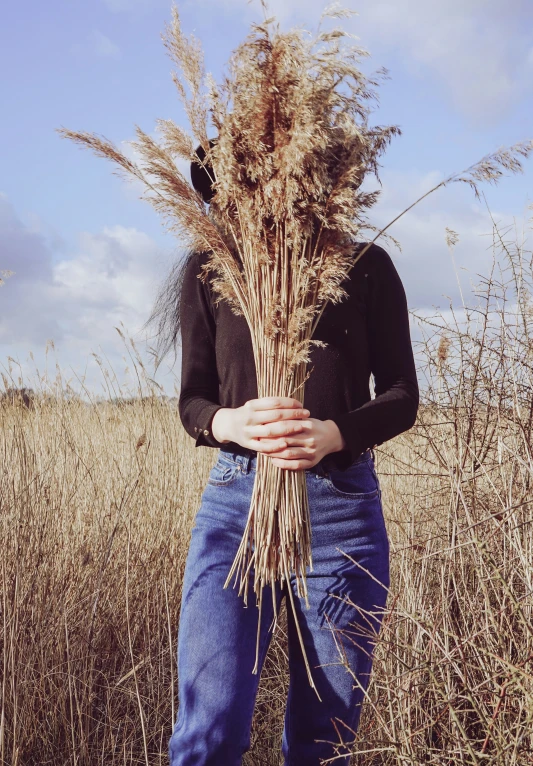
[323,457,380,500]
[207,454,240,486]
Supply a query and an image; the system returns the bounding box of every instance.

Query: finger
[248,420,310,440]
[268,446,315,460]
[272,436,313,449]
[247,437,289,454]
[257,437,309,456]
[252,407,309,425]
[248,397,304,411]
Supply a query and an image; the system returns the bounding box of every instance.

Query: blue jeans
[168,448,390,766]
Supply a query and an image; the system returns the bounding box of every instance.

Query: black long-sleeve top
[178,242,419,472]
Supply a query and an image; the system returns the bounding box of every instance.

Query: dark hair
[142,142,217,372]
[141,246,196,372]
[190,140,217,203]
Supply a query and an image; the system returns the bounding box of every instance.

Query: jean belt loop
[241,451,252,474]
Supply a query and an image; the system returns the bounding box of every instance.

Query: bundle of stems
[57,0,533,696]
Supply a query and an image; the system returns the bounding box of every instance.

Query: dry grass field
[1,219,532,765]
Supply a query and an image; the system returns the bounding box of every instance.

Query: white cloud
[359,0,532,124]
[70,29,121,60]
[356,164,529,315]
[90,30,121,59]
[54,226,161,316]
[0,195,176,395]
[96,0,532,123]
[192,0,533,124]
[1,172,528,396]
[354,164,533,383]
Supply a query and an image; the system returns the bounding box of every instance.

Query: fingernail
[303,409,310,415]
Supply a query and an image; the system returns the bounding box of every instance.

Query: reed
[56,1,533,694]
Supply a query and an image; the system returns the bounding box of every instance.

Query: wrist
[211,407,233,443]
[324,419,347,454]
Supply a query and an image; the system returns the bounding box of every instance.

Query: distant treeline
[0,387,180,410]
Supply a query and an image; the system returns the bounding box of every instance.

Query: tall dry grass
[1,208,532,764]
[344,207,533,765]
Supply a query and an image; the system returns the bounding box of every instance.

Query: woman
[160,146,419,765]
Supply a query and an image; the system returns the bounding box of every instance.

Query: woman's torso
[207,251,373,422]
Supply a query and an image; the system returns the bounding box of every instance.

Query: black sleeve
[329,243,419,467]
[178,251,227,449]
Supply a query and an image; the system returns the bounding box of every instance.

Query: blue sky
[1,0,532,399]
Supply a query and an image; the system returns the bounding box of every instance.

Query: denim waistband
[218,446,373,476]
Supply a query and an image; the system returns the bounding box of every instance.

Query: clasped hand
[211,397,346,471]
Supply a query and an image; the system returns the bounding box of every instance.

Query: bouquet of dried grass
[57,1,533,696]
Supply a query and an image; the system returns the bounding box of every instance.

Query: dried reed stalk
[57,1,533,696]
